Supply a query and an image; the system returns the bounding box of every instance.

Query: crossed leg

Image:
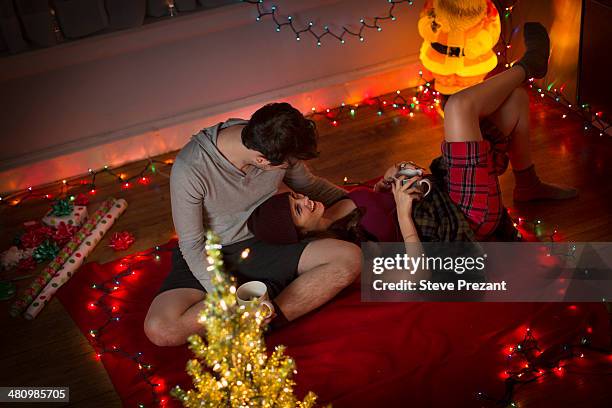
[461,77,577,201]
[444,66,527,142]
[274,238,361,322]
[144,238,360,346]
[486,87,533,171]
[144,288,205,347]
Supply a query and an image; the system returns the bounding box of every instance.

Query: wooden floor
[1,90,611,407]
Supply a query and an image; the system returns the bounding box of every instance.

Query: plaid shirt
[412,172,475,242]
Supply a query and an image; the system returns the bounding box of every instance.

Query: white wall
[0,0,426,192]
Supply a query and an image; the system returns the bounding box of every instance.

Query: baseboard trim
[0,54,422,193]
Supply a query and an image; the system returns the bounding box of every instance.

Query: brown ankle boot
[513,165,578,202]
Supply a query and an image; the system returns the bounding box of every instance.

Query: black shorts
[158,238,308,298]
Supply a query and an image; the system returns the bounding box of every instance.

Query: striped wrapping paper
[24,199,128,320]
[9,198,117,317]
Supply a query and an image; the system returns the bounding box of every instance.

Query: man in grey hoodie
[144,103,360,346]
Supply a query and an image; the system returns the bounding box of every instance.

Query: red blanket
[57,240,611,407]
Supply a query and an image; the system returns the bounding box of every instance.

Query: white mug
[417,178,432,197]
[236,281,275,319]
[396,167,432,198]
[400,177,432,197]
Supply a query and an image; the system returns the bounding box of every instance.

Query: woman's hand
[374,162,420,192]
[391,176,423,219]
[373,164,397,192]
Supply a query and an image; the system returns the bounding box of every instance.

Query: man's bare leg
[144,288,205,346]
[273,238,361,322]
[144,239,360,344]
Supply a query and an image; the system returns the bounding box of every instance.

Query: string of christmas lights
[476,326,612,407]
[528,80,611,137]
[495,0,610,137]
[508,214,557,243]
[86,246,171,408]
[242,0,414,46]
[494,1,520,69]
[308,70,440,127]
[0,158,174,208]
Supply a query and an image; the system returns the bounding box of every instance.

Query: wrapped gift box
[42,205,88,228]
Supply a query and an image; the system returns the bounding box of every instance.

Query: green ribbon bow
[50,199,74,217]
[33,240,60,263]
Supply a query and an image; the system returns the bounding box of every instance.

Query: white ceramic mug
[416,178,432,197]
[236,281,275,319]
[400,177,432,197]
[396,166,432,198]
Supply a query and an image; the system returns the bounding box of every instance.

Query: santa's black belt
[431,42,465,57]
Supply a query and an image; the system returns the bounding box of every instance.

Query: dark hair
[247,192,299,245]
[241,103,319,166]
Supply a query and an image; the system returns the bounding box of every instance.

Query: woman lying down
[248,160,486,248]
[247,160,495,287]
[249,20,557,252]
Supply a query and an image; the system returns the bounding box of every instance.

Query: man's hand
[262,310,277,326]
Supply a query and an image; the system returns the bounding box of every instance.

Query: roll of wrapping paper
[9,198,117,317]
[24,199,128,320]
